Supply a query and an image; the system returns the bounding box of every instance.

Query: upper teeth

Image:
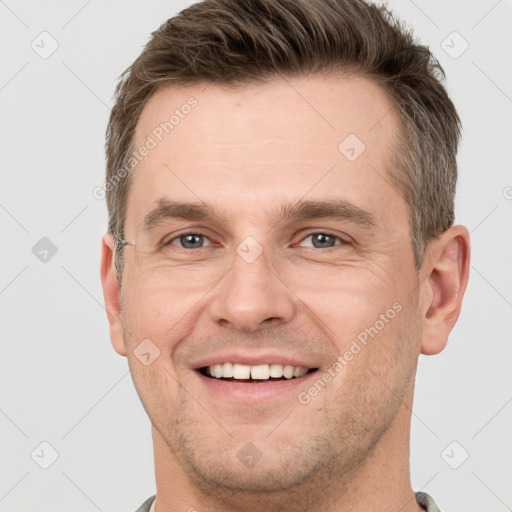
[206,363,309,380]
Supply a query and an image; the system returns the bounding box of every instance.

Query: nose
[208,246,296,332]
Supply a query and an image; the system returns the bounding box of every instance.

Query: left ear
[420,225,471,355]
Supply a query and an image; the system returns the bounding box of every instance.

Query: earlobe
[420,225,471,355]
[100,233,127,356]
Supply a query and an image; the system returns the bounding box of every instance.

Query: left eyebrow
[276,198,377,231]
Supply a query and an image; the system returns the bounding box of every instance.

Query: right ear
[100,233,126,356]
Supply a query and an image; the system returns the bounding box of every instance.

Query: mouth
[197,363,319,383]
[192,355,323,402]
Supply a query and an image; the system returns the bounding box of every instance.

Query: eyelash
[164,231,351,249]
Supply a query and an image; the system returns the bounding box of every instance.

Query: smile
[199,363,318,382]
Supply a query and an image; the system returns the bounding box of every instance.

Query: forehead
[127,74,407,233]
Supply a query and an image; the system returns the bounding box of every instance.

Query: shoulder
[416,491,442,512]
[134,495,156,512]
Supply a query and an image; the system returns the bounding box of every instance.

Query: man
[100,0,470,510]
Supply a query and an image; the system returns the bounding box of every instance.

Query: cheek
[127,353,183,423]
[359,294,422,392]
[313,271,419,378]
[121,270,188,336]
[296,266,403,337]
[330,299,421,425]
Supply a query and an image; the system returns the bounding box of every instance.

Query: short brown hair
[105,0,461,276]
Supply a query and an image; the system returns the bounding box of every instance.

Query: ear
[420,225,471,355]
[100,232,126,356]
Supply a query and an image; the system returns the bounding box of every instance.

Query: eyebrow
[278,199,377,230]
[141,198,377,233]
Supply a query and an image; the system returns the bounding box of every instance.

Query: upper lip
[191,351,319,370]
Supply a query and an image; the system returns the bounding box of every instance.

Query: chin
[166,421,334,494]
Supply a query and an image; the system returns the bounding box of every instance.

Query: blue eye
[298,232,347,249]
[168,233,212,249]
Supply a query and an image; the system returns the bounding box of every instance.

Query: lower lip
[193,370,318,402]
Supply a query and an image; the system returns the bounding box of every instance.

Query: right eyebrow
[141,199,217,232]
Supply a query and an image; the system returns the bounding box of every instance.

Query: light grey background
[1,0,511,511]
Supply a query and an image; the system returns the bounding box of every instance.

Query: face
[116,75,425,493]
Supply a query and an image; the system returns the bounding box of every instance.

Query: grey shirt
[135,491,442,511]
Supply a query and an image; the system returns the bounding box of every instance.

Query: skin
[101,74,470,512]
